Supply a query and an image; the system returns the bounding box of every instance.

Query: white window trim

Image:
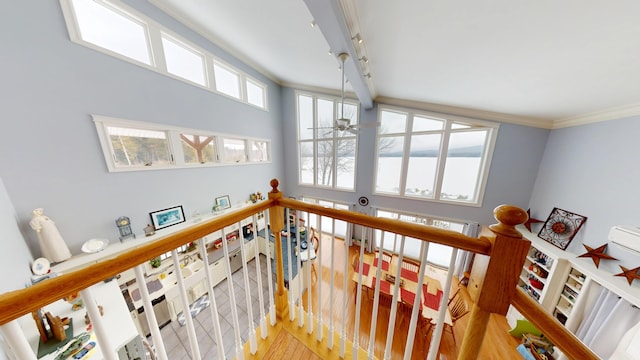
[295,91,359,192]
[93,114,271,172]
[373,104,499,207]
[373,207,468,268]
[59,0,268,111]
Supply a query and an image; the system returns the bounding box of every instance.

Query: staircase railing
[0,179,598,360]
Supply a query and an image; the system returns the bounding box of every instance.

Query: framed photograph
[537,207,587,250]
[215,195,231,210]
[149,205,186,230]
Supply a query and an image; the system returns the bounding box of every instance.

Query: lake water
[301,156,481,201]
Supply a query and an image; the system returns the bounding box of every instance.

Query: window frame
[374,105,499,206]
[93,115,271,172]
[295,91,359,191]
[60,0,268,110]
[373,207,467,269]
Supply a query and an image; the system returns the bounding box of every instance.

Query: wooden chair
[443,287,470,344]
[401,257,420,272]
[375,250,392,263]
[308,227,319,281]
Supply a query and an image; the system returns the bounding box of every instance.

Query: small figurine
[116,216,135,242]
[29,208,72,263]
[144,223,155,237]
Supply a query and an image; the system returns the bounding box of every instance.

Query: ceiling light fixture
[359,56,369,64]
[364,73,372,79]
[310,20,316,28]
[351,33,363,44]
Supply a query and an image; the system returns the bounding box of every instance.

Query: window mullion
[433,121,452,200]
[399,116,413,196]
[167,130,183,165]
[146,27,164,71]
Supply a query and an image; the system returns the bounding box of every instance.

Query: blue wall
[529,116,640,272]
[0,0,284,260]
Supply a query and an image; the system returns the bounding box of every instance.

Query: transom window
[375,107,498,205]
[94,115,270,172]
[61,0,267,110]
[296,92,359,191]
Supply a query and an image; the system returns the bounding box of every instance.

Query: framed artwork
[149,205,185,230]
[538,208,587,250]
[215,195,231,210]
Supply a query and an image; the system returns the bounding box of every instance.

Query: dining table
[352,253,452,325]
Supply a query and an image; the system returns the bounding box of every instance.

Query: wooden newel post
[458,205,531,359]
[268,179,289,320]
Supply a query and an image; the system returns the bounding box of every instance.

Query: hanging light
[336,53,349,129]
[351,33,363,44]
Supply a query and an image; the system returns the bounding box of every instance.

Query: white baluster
[134,265,168,360]
[427,248,458,360]
[403,242,430,360]
[383,236,405,360]
[264,211,276,326]
[252,213,269,338]
[368,232,385,359]
[0,320,36,359]
[306,212,313,335]
[80,286,118,360]
[285,208,295,322]
[316,219,323,342]
[221,228,245,360]
[339,219,350,358]
[352,226,367,359]
[296,211,305,328]
[171,249,201,360]
[198,237,226,359]
[239,224,258,354]
[327,218,336,349]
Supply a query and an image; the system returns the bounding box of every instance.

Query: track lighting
[364,73,372,79]
[351,33,363,44]
[310,20,316,28]
[359,56,369,64]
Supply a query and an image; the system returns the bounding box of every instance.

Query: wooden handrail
[0,179,602,360]
[0,200,273,326]
[512,289,599,360]
[277,197,492,255]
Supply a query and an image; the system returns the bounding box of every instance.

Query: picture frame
[537,207,587,250]
[215,195,231,210]
[149,205,186,230]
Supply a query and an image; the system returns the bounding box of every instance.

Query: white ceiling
[151,0,640,129]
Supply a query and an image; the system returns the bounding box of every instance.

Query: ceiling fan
[309,53,379,135]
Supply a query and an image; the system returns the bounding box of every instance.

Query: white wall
[529,116,640,279]
[0,177,33,293]
[0,1,285,259]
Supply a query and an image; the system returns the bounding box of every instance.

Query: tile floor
[150,254,273,360]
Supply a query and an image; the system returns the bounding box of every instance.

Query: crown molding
[553,102,640,129]
[375,96,554,129]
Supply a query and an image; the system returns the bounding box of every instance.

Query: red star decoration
[524,208,544,232]
[615,265,640,285]
[577,243,617,268]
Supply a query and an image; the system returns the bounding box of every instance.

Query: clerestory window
[375,107,498,206]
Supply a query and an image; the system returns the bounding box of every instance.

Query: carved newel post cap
[270,179,279,193]
[489,205,528,238]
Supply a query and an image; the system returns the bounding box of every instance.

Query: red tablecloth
[372,259,390,271]
[422,284,443,310]
[355,262,370,276]
[372,277,392,295]
[400,268,419,282]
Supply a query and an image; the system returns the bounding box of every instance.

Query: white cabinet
[210,257,227,287]
[518,244,557,308]
[244,240,256,261]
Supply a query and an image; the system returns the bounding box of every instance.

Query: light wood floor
[291,235,522,359]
